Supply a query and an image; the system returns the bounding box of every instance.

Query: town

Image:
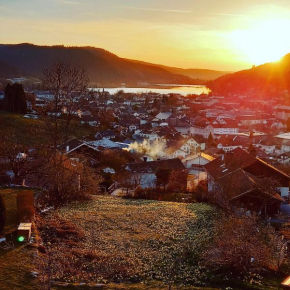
[1,63,290,289]
[2,76,290,198]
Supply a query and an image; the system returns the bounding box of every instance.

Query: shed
[17,223,32,242]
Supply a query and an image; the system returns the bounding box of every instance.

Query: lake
[92,85,209,96]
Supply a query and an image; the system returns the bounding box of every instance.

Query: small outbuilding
[17,223,32,242]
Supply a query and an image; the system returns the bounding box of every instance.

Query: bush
[0,194,6,234]
[38,215,85,244]
[202,213,284,275]
[17,191,35,222]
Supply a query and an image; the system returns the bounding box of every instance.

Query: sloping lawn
[38,196,286,290]
[38,196,219,288]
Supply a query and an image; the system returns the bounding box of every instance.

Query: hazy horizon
[1,0,290,71]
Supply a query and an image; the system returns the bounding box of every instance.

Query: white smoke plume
[124,139,166,157]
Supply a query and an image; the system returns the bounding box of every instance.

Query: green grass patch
[0,111,96,147]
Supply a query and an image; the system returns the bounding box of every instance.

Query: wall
[278,187,289,197]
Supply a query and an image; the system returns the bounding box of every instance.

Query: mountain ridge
[0,43,228,86]
[125,58,232,80]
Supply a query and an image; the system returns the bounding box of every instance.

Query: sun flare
[231,18,290,66]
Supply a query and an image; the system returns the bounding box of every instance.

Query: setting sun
[231,18,290,65]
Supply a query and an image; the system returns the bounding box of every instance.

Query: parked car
[23,114,39,119]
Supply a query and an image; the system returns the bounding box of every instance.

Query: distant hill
[126,59,231,81]
[208,54,290,96]
[0,44,206,87]
[0,61,20,78]
[162,67,231,81]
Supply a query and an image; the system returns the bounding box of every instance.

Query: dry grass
[38,196,217,287]
[0,246,38,290]
[38,196,285,290]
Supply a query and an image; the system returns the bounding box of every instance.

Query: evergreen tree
[287,117,290,132]
[207,132,214,145]
[248,143,257,157]
[4,83,27,113]
[0,194,6,234]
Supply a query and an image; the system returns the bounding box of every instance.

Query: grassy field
[0,188,38,290]
[0,111,96,147]
[38,196,286,290]
[38,196,217,287]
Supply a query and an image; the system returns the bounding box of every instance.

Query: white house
[136,130,159,141]
[238,115,265,127]
[95,130,116,140]
[129,124,137,132]
[278,153,290,165]
[282,141,290,153]
[212,120,239,135]
[182,153,215,190]
[190,124,214,138]
[259,144,276,154]
[274,105,290,120]
[187,137,206,151]
[182,153,215,170]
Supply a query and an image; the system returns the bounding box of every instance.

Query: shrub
[38,215,85,244]
[202,213,285,274]
[17,191,35,222]
[0,194,6,233]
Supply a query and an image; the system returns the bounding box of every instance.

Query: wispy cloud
[206,12,250,18]
[124,7,191,14]
[58,0,79,5]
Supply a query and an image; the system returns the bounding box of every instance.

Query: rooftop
[275,133,290,140]
[126,158,185,173]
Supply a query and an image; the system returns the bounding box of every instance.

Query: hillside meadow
[0,111,96,147]
[37,196,284,289]
[38,197,218,287]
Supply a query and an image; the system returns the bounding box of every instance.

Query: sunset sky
[1,0,290,71]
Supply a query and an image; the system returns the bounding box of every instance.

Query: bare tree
[168,169,188,193]
[114,170,136,196]
[37,154,103,206]
[0,131,27,182]
[39,62,89,153]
